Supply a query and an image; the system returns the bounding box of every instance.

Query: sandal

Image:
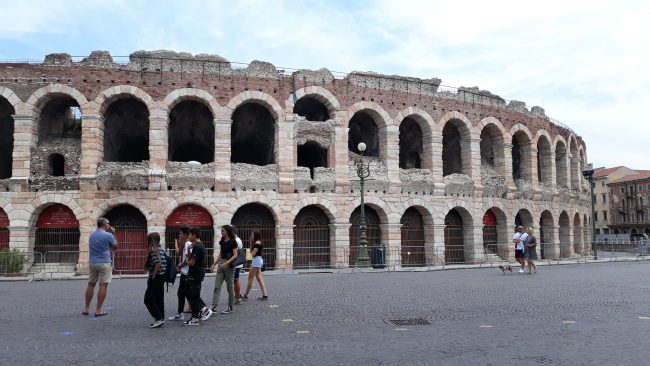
[82,311,89,316]
[94,312,109,317]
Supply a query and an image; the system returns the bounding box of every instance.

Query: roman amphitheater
[0,50,591,273]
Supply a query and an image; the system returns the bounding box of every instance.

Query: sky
[1,0,648,169]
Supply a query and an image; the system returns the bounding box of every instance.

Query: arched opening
[480,124,506,175]
[294,97,329,121]
[445,208,469,263]
[614,229,620,235]
[297,141,328,179]
[442,122,463,176]
[540,210,555,259]
[165,204,214,266]
[35,204,80,263]
[512,131,531,182]
[399,118,423,169]
[631,228,638,234]
[0,97,15,179]
[515,209,534,229]
[104,204,148,274]
[49,154,65,177]
[232,203,276,269]
[349,205,382,267]
[348,112,379,157]
[400,207,425,267]
[555,141,568,188]
[537,135,552,184]
[482,210,498,255]
[231,103,275,165]
[573,213,583,255]
[103,98,150,162]
[559,211,571,258]
[0,208,9,250]
[168,100,214,163]
[32,96,81,179]
[293,205,331,269]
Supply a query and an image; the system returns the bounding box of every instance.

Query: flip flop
[94,312,109,317]
[82,311,89,316]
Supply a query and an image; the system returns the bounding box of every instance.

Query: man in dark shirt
[182,227,212,326]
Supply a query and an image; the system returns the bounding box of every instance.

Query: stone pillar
[529,146,539,188]
[384,125,401,192]
[500,143,516,191]
[277,119,295,193]
[384,222,402,267]
[275,224,293,270]
[468,137,483,195]
[333,125,350,192]
[8,226,32,272]
[423,223,436,265]
[9,113,33,191]
[148,105,167,191]
[330,222,351,268]
[570,156,581,190]
[549,152,557,187]
[464,224,483,264]
[79,113,102,191]
[431,133,444,194]
[214,119,231,191]
[433,217,446,265]
[77,219,94,274]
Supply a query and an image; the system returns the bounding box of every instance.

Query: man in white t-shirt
[512,225,528,273]
[233,227,244,305]
[169,226,193,321]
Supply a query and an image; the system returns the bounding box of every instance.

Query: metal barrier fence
[2,241,650,277]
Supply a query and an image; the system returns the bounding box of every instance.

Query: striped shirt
[147,248,167,276]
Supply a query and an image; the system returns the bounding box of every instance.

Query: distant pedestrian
[513,225,528,273]
[207,225,238,316]
[233,226,244,305]
[524,227,538,274]
[83,218,117,317]
[182,227,211,326]
[243,231,268,301]
[144,232,166,328]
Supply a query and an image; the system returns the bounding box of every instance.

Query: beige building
[593,166,638,237]
[0,50,592,273]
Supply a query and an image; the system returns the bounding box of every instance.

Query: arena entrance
[165,204,214,266]
[400,207,426,267]
[293,205,331,269]
[349,206,382,267]
[0,208,8,250]
[444,209,464,263]
[231,203,276,269]
[104,205,147,274]
[35,204,80,264]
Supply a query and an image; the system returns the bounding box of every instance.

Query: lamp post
[582,163,597,260]
[355,142,372,268]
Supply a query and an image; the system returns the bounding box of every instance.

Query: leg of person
[256,271,268,299]
[84,264,100,314]
[170,274,186,320]
[211,267,225,311]
[224,265,235,312]
[155,277,165,321]
[94,263,112,315]
[243,268,256,299]
[183,280,202,325]
[144,279,157,320]
[234,268,241,304]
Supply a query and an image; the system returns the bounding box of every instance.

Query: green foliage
[0,249,25,274]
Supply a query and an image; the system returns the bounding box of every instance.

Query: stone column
[79,113,102,191]
[277,119,295,193]
[148,104,167,191]
[549,152,557,187]
[214,119,231,191]
[570,156,581,191]
[275,224,293,270]
[467,137,483,196]
[383,222,402,267]
[77,218,94,274]
[330,222,351,268]
[384,125,401,192]
[529,146,539,189]
[333,125,350,192]
[9,112,33,191]
[464,223,483,264]
[432,217,446,265]
[8,226,32,272]
[431,133,444,194]
[500,143,516,191]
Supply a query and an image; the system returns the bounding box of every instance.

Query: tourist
[243,231,268,301]
[513,225,528,273]
[169,226,193,321]
[83,217,117,317]
[207,225,238,316]
[524,227,538,274]
[143,232,166,328]
[182,227,211,326]
[233,226,244,305]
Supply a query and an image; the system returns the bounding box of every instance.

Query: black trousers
[185,277,205,319]
[144,276,165,321]
[177,274,188,314]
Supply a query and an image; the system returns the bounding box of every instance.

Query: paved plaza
[2,262,650,365]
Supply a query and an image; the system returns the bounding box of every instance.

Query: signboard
[0,208,8,228]
[482,210,497,226]
[166,205,213,227]
[36,204,79,228]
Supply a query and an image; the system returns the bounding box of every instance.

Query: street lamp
[581,163,597,260]
[355,142,372,268]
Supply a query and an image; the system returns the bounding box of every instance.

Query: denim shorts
[252,256,264,268]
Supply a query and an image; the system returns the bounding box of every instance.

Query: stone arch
[509,124,534,182]
[286,86,340,120]
[293,204,332,269]
[26,84,88,116]
[165,203,215,251]
[233,196,282,225]
[161,88,222,117]
[26,195,85,228]
[348,203,385,267]
[225,91,283,121]
[229,94,279,166]
[95,85,155,116]
[232,202,277,268]
[439,111,472,177]
[395,108,434,171]
[482,206,508,259]
[535,130,553,185]
[290,197,337,223]
[347,196,390,224]
[100,90,151,163]
[33,203,81,262]
[400,206,429,267]
[515,208,534,229]
[559,210,571,258]
[94,196,155,223]
[346,102,391,160]
[539,210,555,259]
[444,206,475,264]
[573,212,583,255]
[479,119,507,177]
[0,86,22,109]
[168,98,215,163]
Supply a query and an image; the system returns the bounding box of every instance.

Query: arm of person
[250,247,259,257]
[151,262,160,279]
[108,227,118,249]
[210,252,222,271]
[220,247,238,270]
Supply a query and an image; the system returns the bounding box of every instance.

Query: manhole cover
[386,318,431,326]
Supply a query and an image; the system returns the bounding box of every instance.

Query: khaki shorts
[88,263,112,284]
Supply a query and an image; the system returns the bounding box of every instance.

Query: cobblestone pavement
[2,262,650,365]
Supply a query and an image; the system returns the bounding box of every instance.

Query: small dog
[498,264,513,274]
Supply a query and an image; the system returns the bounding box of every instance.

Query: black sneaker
[257,296,268,301]
[182,318,200,326]
[221,306,233,314]
[149,319,164,328]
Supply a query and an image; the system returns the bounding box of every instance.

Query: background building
[592,166,637,240]
[608,171,650,238]
[0,50,591,272]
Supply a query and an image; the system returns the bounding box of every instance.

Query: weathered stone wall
[96,162,149,190]
[166,162,214,190]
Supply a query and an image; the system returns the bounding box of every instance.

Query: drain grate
[386,318,431,326]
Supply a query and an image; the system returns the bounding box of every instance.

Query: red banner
[166,205,213,227]
[36,204,79,228]
[483,210,497,226]
[0,208,8,228]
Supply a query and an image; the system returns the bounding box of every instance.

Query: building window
[595,228,601,235]
[640,185,644,192]
[603,211,608,221]
[621,187,625,194]
[594,212,598,222]
[604,228,610,234]
[602,194,606,203]
[592,182,595,188]
[647,183,650,190]
[601,180,605,187]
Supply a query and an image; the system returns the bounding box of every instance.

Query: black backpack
[231,246,246,267]
[163,252,177,285]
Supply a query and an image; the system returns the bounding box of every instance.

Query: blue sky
[1,0,649,169]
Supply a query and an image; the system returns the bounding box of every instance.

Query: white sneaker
[200,308,213,322]
[168,313,184,321]
[182,318,200,326]
[149,319,164,328]
[518,269,524,273]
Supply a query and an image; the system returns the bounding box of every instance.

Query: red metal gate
[35,204,80,263]
[0,208,8,251]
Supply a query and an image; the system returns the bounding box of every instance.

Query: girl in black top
[243,231,268,301]
[208,225,239,314]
